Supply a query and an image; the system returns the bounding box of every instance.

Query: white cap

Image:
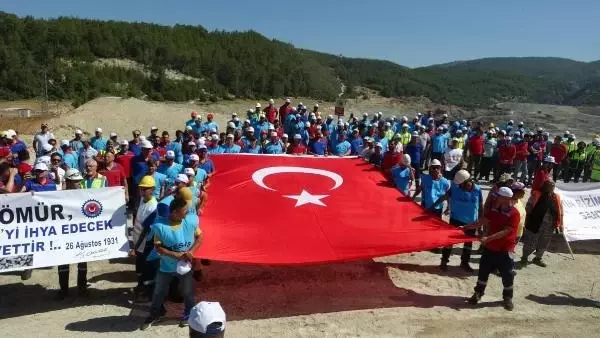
[110,132,117,137]
[188,302,226,335]
[375,142,383,148]
[385,122,391,127]
[197,145,207,150]
[166,150,175,159]
[141,140,153,149]
[402,116,408,121]
[294,134,302,139]
[543,155,556,164]
[188,141,196,146]
[454,170,471,185]
[42,144,53,152]
[268,123,275,130]
[314,103,319,107]
[226,134,234,139]
[139,136,147,141]
[36,156,51,165]
[232,112,238,117]
[443,113,448,117]
[269,98,274,104]
[256,102,261,108]
[175,174,189,184]
[184,167,195,176]
[402,123,408,128]
[120,140,128,146]
[227,122,235,128]
[75,129,83,135]
[247,127,255,132]
[430,159,442,167]
[377,112,382,116]
[211,135,219,141]
[282,133,289,138]
[61,140,70,146]
[305,121,311,127]
[363,113,368,117]
[411,131,419,137]
[402,154,411,165]
[186,126,193,131]
[95,127,102,133]
[190,154,200,161]
[509,120,514,124]
[65,168,83,181]
[34,162,49,171]
[285,98,291,103]
[497,187,514,198]
[151,126,159,130]
[270,131,278,137]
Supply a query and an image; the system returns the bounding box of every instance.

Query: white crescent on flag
[251,166,344,191]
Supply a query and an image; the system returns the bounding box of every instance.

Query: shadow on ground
[526,292,600,308]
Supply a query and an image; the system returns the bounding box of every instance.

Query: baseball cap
[139,135,147,141]
[543,155,556,164]
[270,131,277,137]
[175,174,189,184]
[186,126,193,131]
[211,135,219,141]
[188,141,196,146]
[188,301,226,335]
[34,162,48,171]
[65,168,84,181]
[95,127,103,133]
[166,150,175,159]
[190,154,200,161]
[497,187,514,198]
[184,167,195,176]
[120,140,128,146]
[110,132,117,137]
[42,144,53,152]
[141,140,153,149]
[227,122,235,128]
[151,126,158,131]
[75,129,83,135]
[197,145,207,151]
[510,182,525,191]
[411,131,419,137]
[61,140,70,147]
[293,134,302,139]
[247,127,255,132]
[226,134,234,139]
[375,142,382,148]
[430,159,442,167]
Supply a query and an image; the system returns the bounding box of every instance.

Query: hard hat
[453,170,471,185]
[269,99,274,104]
[256,103,261,108]
[138,175,156,188]
[430,159,442,167]
[402,154,411,165]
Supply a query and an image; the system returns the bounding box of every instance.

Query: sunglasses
[51,159,61,162]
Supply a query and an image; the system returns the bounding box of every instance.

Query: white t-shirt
[444,148,463,171]
[53,167,65,191]
[34,132,55,155]
[132,197,158,253]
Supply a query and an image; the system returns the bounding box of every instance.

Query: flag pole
[562,231,575,260]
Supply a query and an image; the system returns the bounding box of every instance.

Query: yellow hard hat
[138,175,156,188]
[176,187,193,202]
[489,123,495,128]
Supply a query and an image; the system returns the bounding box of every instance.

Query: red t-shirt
[115,151,134,178]
[100,163,127,187]
[550,144,568,163]
[0,146,10,158]
[483,206,520,252]
[279,104,291,122]
[532,169,550,192]
[498,144,516,165]
[382,151,402,172]
[287,144,307,154]
[514,142,528,161]
[264,106,278,123]
[468,135,484,156]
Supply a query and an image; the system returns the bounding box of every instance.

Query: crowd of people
[0,97,598,330]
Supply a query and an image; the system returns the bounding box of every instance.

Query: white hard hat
[294,134,302,139]
[247,127,255,132]
[75,129,83,135]
[95,127,102,133]
[285,98,291,103]
[42,143,53,152]
[430,159,442,167]
[256,102,261,108]
[227,122,235,128]
[454,170,471,185]
[110,132,117,137]
[402,154,411,165]
[497,187,513,198]
[269,99,274,104]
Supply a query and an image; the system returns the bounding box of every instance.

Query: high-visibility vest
[400,132,411,145]
[569,150,586,162]
[80,174,107,189]
[591,150,600,181]
[564,141,577,153]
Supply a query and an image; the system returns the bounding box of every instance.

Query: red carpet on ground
[194,154,472,264]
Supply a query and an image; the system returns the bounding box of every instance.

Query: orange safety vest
[529,190,563,229]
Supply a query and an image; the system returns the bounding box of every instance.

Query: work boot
[440,262,448,271]
[467,292,481,305]
[515,258,529,269]
[532,257,547,267]
[503,298,514,311]
[460,262,475,273]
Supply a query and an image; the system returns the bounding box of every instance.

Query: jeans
[150,271,196,318]
[552,163,563,182]
[513,160,527,182]
[467,155,482,179]
[441,218,476,265]
[474,248,514,299]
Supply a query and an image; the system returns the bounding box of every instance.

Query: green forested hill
[0,12,598,107]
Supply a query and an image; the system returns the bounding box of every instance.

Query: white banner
[0,187,129,272]
[556,183,600,242]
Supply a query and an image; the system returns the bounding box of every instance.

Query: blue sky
[1,0,599,67]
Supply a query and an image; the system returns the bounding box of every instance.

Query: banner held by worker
[557,183,600,242]
[0,187,129,272]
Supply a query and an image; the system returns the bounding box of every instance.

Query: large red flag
[195,154,472,264]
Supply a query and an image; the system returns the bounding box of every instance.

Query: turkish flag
[195,154,472,264]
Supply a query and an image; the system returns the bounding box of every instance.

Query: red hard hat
[191,111,198,117]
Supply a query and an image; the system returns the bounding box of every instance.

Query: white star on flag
[283,190,329,207]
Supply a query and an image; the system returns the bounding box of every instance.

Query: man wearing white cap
[431,170,483,272]
[264,99,278,123]
[20,162,58,281]
[206,135,222,155]
[158,150,185,186]
[348,129,363,155]
[463,186,519,311]
[109,132,118,145]
[391,154,415,195]
[90,127,107,152]
[33,123,55,157]
[263,132,284,154]
[287,134,307,155]
[219,134,241,153]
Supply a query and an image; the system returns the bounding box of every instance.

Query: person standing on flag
[431,169,483,272]
[464,186,519,311]
[413,159,450,217]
